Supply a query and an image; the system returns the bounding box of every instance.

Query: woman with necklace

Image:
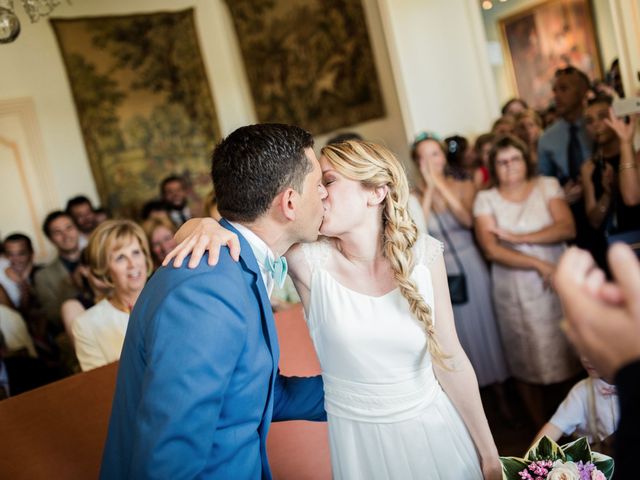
[72,220,152,371]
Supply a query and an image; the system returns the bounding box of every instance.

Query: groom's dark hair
[211,123,314,222]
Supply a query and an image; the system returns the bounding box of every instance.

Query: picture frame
[51,9,220,217]
[499,0,602,110]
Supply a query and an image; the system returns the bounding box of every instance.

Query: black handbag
[434,214,468,305]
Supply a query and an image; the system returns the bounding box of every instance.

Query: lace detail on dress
[415,234,444,267]
[301,238,332,273]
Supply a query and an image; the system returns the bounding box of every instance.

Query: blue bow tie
[264,254,288,289]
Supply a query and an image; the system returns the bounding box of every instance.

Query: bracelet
[619,163,637,171]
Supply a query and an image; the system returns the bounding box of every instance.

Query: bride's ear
[368,185,388,206]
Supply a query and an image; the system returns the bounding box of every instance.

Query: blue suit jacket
[100,220,325,479]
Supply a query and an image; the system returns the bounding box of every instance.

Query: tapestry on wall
[51,9,220,216]
[225,0,385,135]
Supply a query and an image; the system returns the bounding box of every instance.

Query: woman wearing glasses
[473,135,581,428]
[410,132,511,419]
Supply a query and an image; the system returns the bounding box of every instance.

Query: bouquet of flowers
[500,436,614,480]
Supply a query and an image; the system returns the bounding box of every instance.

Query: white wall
[377,0,500,142]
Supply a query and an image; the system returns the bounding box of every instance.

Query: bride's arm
[164,218,241,268]
[163,218,312,300]
[429,254,501,480]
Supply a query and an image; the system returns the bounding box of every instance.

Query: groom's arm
[272,372,326,422]
[128,269,248,478]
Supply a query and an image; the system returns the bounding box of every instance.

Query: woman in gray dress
[410,132,511,413]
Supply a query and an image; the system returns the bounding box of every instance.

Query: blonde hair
[141,216,176,241]
[87,220,153,289]
[320,140,449,366]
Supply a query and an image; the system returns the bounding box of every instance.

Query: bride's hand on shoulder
[162,217,241,269]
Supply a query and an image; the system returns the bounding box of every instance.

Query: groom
[100,124,328,479]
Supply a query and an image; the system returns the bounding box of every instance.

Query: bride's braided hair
[320,140,449,366]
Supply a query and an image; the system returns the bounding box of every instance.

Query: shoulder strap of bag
[433,213,465,275]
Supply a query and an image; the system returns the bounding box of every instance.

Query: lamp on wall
[480,0,508,10]
[0,0,64,44]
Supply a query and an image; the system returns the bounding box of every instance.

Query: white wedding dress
[301,234,483,479]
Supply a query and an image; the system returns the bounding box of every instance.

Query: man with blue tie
[100,124,328,479]
[538,66,593,249]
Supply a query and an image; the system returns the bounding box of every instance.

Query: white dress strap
[414,234,444,267]
[300,238,332,273]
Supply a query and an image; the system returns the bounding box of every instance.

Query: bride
[167,140,501,479]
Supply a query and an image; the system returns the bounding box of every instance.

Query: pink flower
[591,470,606,480]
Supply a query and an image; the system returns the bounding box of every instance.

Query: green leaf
[591,451,615,479]
[561,437,591,463]
[525,435,565,462]
[499,456,528,480]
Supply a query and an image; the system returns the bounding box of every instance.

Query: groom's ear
[277,187,297,221]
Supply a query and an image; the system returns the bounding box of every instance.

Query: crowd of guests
[404,62,639,451]
[0,176,201,396]
[0,63,638,463]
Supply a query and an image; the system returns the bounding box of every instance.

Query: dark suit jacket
[100,221,325,479]
[614,359,640,479]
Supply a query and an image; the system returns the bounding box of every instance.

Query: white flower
[591,469,606,480]
[547,460,580,480]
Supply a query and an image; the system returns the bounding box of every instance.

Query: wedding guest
[140,199,171,222]
[555,244,640,479]
[473,133,495,190]
[515,109,543,166]
[72,220,152,371]
[491,116,516,137]
[537,66,593,251]
[0,304,37,358]
[580,96,640,271]
[444,135,476,180]
[66,195,98,237]
[501,98,528,117]
[534,357,617,454]
[142,216,177,269]
[161,175,192,227]
[60,248,109,345]
[474,135,580,427]
[411,132,511,416]
[0,234,39,312]
[34,211,82,333]
[541,104,558,129]
[93,207,109,225]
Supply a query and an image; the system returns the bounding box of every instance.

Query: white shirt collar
[228,221,275,297]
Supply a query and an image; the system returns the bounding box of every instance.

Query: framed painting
[499,0,602,110]
[224,0,385,135]
[51,9,220,217]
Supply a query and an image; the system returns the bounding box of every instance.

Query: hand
[604,108,637,145]
[490,226,524,244]
[601,162,614,195]
[481,455,503,480]
[419,161,436,191]
[162,218,241,269]
[535,260,556,288]
[563,180,583,204]
[555,245,640,381]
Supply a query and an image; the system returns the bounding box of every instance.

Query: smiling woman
[72,220,152,371]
